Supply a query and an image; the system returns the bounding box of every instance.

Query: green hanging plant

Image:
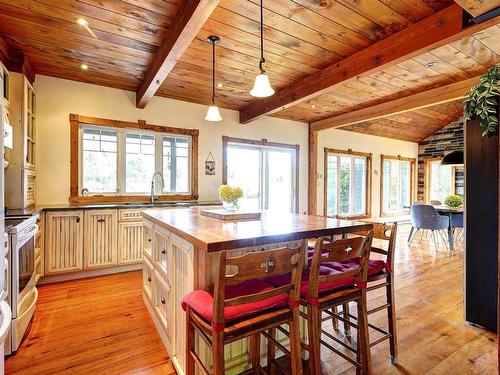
[464,64,500,136]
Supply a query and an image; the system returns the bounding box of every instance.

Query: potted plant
[444,194,463,208]
[464,64,500,136]
[218,185,243,212]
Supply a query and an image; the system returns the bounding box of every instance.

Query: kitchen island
[141,208,372,375]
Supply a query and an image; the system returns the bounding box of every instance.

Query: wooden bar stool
[305,232,374,375]
[336,222,399,364]
[182,242,307,375]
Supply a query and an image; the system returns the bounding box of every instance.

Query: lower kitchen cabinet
[45,210,84,275]
[84,209,118,270]
[118,222,143,265]
[153,269,173,353]
[143,256,154,302]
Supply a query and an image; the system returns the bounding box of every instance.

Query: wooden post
[308,127,318,215]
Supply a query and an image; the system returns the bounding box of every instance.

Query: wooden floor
[5,224,498,374]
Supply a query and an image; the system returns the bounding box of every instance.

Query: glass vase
[222,199,240,212]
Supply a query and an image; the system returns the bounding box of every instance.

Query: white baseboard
[38,263,143,284]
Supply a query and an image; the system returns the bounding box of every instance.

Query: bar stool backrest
[307,232,373,299]
[212,241,307,326]
[351,222,397,272]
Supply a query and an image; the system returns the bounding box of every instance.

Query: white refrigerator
[0,64,12,373]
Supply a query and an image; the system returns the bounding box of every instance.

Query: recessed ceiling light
[81,64,89,70]
[311,104,316,109]
[217,82,223,88]
[425,61,437,68]
[75,18,89,26]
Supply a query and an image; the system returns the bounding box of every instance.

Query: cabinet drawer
[153,270,173,346]
[143,220,154,260]
[143,257,154,302]
[24,169,35,207]
[118,209,143,222]
[154,226,170,275]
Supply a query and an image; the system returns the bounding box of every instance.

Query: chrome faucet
[151,172,165,203]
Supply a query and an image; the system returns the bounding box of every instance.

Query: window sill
[69,194,198,205]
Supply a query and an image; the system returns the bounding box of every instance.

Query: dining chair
[408,204,449,251]
[452,213,464,242]
[182,242,307,375]
[430,200,442,206]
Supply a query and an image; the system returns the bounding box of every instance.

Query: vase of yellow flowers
[219,185,243,212]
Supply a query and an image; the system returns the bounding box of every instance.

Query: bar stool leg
[185,308,195,375]
[331,306,339,330]
[357,294,372,375]
[250,334,261,373]
[386,274,398,364]
[289,308,303,375]
[343,302,351,338]
[212,330,225,375]
[307,304,321,375]
[266,328,276,375]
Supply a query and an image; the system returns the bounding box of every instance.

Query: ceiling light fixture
[441,150,464,166]
[217,82,224,88]
[205,36,222,122]
[81,64,89,70]
[250,0,274,98]
[75,17,97,39]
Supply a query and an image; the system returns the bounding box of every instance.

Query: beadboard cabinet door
[118,222,143,265]
[45,211,83,275]
[84,210,118,270]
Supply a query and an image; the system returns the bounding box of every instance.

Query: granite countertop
[4,201,221,218]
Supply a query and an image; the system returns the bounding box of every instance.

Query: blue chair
[408,204,450,251]
[451,213,464,242]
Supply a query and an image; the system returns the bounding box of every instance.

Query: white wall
[34,75,310,211]
[316,129,419,218]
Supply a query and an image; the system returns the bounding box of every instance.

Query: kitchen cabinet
[118,221,143,265]
[143,256,154,303]
[152,269,173,353]
[143,219,154,260]
[45,211,83,275]
[154,225,170,275]
[5,72,36,209]
[84,209,118,270]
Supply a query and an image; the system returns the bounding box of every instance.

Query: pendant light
[205,35,222,122]
[441,150,464,166]
[250,0,274,98]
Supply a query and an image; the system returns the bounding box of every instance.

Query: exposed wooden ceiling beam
[136,0,221,109]
[310,76,480,132]
[239,4,499,124]
[454,0,500,17]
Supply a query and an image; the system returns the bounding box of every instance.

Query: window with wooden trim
[222,136,299,213]
[426,159,456,203]
[324,148,372,219]
[380,155,415,216]
[70,114,198,203]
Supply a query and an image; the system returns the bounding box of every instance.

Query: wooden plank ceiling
[0,0,498,142]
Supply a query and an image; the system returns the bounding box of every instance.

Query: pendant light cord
[259,0,265,72]
[211,40,216,105]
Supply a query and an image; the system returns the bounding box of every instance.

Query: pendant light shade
[251,72,274,97]
[205,105,222,121]
[251,0,274,98]
[441,150,464,166]
[206,35,222,122]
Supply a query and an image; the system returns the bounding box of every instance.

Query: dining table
[432,205,464,251]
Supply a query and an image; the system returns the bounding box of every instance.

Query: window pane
[126,133,155,193]
[339,156,351,215]
[326,155,337,216]
[353,158,366,214]
[163,137,190,194]
[382,160,391,213]
[430,161,453,202]
[389,161,399,211]
[401,161,411,208]
[227,146,260,210]
[266,150,293,212]
[82,128,117,193]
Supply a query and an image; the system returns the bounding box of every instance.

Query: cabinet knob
[160,298,166,304]
[161,249,166,254]
[97,218,106,223]
[147,276,151,282]
[147,238,152,243]
[75,217,80,223]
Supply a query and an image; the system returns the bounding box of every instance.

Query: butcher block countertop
[142,208,373,252]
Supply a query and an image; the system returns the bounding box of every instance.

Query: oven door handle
[0,301,11,344]
[18,224,39,246]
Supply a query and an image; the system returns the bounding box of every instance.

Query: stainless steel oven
[5,214,39,355]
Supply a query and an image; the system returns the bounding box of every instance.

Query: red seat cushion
[265,266,355,296]
[323,258,386,276]
[181,279,288,323]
